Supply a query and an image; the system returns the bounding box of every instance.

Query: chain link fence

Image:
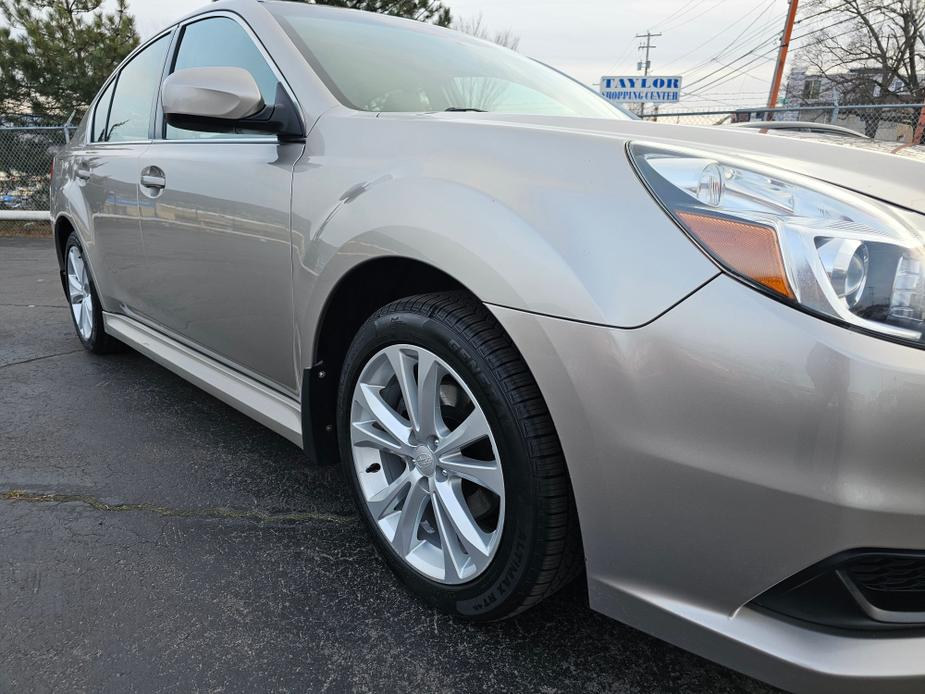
[0,114,76,235]
[0,116,75,233]
[643,103,925,144]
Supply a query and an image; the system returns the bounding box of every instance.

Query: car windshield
[269,5,630,119]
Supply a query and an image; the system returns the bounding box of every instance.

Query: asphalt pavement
[0,236,776,693]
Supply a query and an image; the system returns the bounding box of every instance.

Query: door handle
[75,160,92,181]
[140,166,166,191]
[141,174,166,189]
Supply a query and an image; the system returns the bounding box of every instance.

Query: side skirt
[103,313,303,447]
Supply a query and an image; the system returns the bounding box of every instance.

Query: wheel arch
[301,256,471,466]
[292,175,597,467]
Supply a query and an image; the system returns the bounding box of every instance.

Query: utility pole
[766,0,799,116]
[636,31,661,118]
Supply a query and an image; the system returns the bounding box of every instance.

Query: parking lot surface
[0,236,775,693]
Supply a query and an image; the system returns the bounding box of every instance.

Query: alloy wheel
[67,244,93,341]
[349,344,505,585]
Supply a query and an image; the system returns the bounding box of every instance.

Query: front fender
[291,113,719,377]
[293,175,598,353]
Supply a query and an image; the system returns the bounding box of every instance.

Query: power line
[687,14,857,92]
[793,5,838,25]
[659,0,778,72]
[682,10,787,75]
[683,36,783,94]
[685,52,777,96]
[684,35,780,90]
[660,0,737,33]
[672,11,784,88]
[683,17,862,99]
[651,0,710,31]
[790,14,857,42]
[684,89,778,97]
[693,0,780,67]
[604,38,642,75]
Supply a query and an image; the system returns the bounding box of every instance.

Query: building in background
[782,66,917,141]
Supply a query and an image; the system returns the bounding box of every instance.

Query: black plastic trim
[301,363,338,466]
[753,548,925,634]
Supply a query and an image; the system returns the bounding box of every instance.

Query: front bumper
[489,274,925,693]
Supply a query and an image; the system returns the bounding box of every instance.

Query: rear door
[69,33,172,312]
[136,14,303,393]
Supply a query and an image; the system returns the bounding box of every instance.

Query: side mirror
[162,66,304,140]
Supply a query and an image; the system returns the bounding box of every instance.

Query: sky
[124,0,813,110]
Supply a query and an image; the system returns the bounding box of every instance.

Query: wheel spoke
[431,493,468,582]
[73,252,86,286]
[366,467,414,520]
[438,454,503,495]
[416,351,444,438]
[391,475,430,556]
[67,274,83,302]
[79,299,92,336]
[67,248,91,320]
[433,478,492,567]
[352,420,411,457]
[435,408,491,457]
[355,383,412,450]
[386,347,420,434]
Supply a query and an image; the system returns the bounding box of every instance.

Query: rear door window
[91,79,116,143]
[105,34,171,142]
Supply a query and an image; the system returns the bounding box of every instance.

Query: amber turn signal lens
[677,211,796,300]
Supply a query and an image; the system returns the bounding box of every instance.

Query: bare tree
[453,13,520,50]
[797,0,924,137]
[802,0,923,102]
[444,13,522,111]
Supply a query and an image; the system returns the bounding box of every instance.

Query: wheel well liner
[53,215,75,292]
[302,257,467,465]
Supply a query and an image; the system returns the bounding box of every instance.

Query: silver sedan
[50,2,925,692]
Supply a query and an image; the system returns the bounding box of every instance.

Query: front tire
[64,233,122,354]
[337,291,582,621]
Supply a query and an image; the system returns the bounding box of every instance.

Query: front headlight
[629,142,925,344]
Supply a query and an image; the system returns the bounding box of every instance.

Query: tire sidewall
[337,307,539,621]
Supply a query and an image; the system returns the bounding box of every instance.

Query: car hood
[429,112,925,216]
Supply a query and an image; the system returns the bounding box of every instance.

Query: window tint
[106,34,170,142]
[269,7,630,119]
[166,17,279,140]
[92,79,116,143]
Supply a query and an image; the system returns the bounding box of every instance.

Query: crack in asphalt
[0,303,66,308]
[0,349,85,370]
[1,490,353,525]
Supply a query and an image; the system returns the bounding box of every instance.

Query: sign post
[599,76,683,110]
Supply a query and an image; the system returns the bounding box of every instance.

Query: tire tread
[370,291,583,619]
